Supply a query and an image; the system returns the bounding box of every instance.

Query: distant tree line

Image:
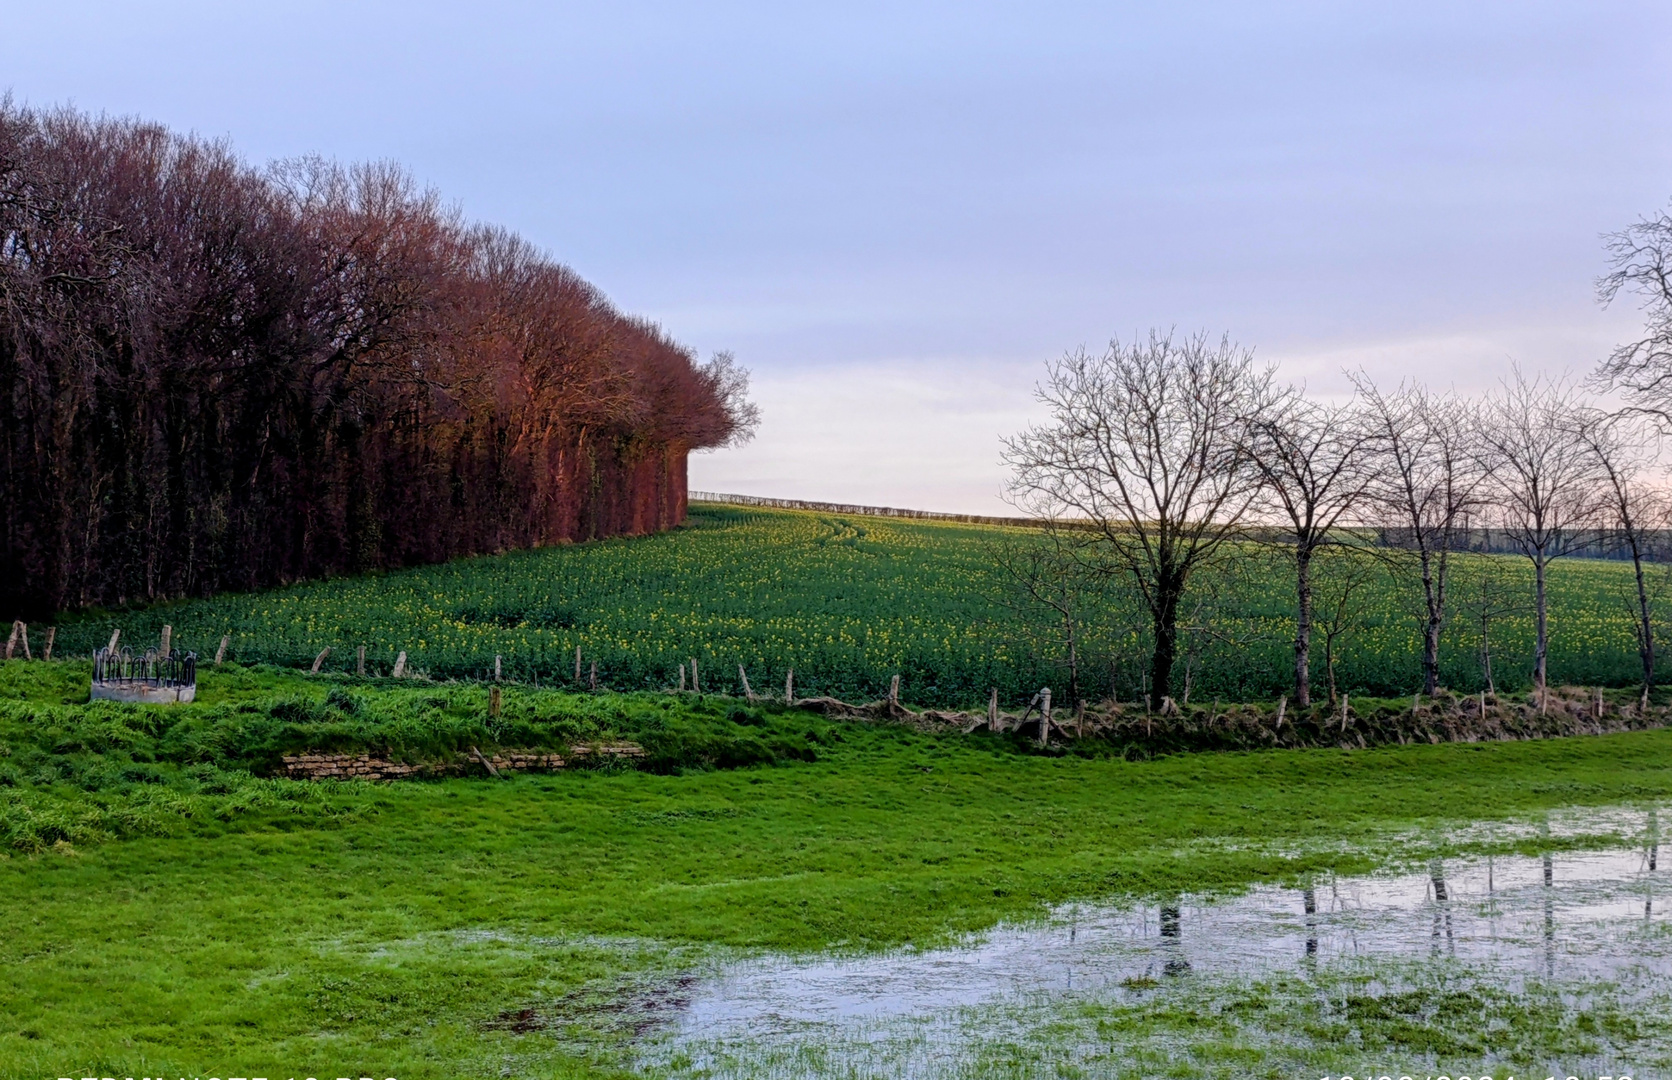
[1003,204,1672,713]
[1,101,756,617]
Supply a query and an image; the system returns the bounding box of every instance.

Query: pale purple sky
[7,1,1672,511]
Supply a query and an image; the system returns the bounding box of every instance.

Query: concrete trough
[90,682,196,704]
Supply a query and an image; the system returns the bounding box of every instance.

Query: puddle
[639,808,1672,1077]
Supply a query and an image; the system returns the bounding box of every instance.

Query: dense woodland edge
[1,100,756,618]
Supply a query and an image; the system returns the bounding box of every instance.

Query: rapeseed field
[48,504,1665,707]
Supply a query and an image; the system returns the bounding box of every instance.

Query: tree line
[1002,206,1672,713]
[1,101,757,618]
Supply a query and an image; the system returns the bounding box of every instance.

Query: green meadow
[2,654,1671,1077]
[6,508,1672,1077]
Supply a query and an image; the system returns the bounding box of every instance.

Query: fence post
[490,685,502,719]
[392,651,407,678]
[356,644,365,676]
[678,665,686,692]
[106,628,121,655]
[575,645,583,683]
[988,687,999,731]
[494,654,502,681]
[785,667,794,702]
[691,657,700,693]
[1040,688,1052,747]
[43,626,55,662]
[6,621,20,660]
[216,635,230,666]
[739,665,755,701]
[589,660,598,691]
[311,647,331,673]
[888,674,900,708]
[160,625,172,660]
[1275,696,1286,729]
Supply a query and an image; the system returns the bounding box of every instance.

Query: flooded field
[637,809,1671,1078]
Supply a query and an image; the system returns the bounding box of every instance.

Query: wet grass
[2,662,1671,1078]
[659,965,1671,1079]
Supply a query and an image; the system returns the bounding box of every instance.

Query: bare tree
[1243,394,1372,707]
[988,517,1102,711]
[1580,412,1669,705]
[1353,376,1488,696]
[1481,370,1605,705]
[1309,545,1381,709]
[1594,206,1672,424]
[1457,562,1526,697]
[1003,330,1273,710]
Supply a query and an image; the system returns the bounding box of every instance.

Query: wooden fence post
[392,651,407,678]
[691,657,700,693]
[678,665,686,692]
[1275,696,1287,729]
[785,667,794,703]
[1340,694,1350,732]
[356,645,365,675]
[43,626,55,662]
[494,654,502,681]
[575,645,583,683]
[889,674,900,708]
[1039,688,1052,747]
[589,660,598,691]
[160,625,172,660]
[739,665,755,701]
[988,687,999,732]
[106,628,121,655]
[490,685,502,718]
[4,621,18,660]
[311,647,331,673]
[216,635,230,666]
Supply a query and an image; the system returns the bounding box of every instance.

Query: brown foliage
[0,101,753,615]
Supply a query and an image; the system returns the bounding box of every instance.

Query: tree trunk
[1632,540,1655,695]
[1533,552,1549,699]
[1325,633,1338,708]
[1064,612,1081,710]
[1149,584,1181,711]
[1419,548,1441,696]
[1294,545,1313,707]
[1482,621,1495,696]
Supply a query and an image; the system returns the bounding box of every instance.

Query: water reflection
[645,809,1672,1074]
[1158,901,1191,976]
[1302,884,1318,958]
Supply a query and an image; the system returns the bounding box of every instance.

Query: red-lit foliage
[0,102,754,616]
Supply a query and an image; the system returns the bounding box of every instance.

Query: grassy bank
[0,661,827,853]
[2,657,1670,1076]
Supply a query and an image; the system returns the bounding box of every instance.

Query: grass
[38,503,1672,709]
[2,653,1671,1076]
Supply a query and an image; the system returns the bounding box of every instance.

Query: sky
[6,1,1672,512]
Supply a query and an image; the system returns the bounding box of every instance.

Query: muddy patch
[486,973,699,1040]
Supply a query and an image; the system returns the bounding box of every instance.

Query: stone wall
[279,743,644,782]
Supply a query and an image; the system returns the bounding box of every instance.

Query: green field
[10,508,1672,1077]
[48,503,1667,708]
[2,654,1671,1078]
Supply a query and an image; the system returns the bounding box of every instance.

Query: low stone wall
[279,743,645,782]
